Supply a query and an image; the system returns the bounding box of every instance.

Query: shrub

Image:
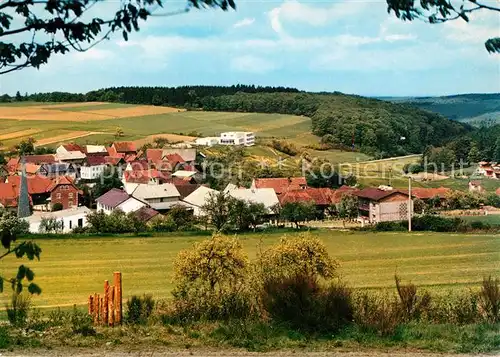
[470,220,491,230]
[353,292,399,336]
[262,274,353,333]
[394,275,432,322]
[374,221,405,231]
[6,292,31,327]
[428,292,479,324]
[258,233,338,281]
[270,140,298,156]
[167,205,194,231]
[38,217,64,233]
[51,202,63,212]
[151,216,176,232]
[70,306,95,336]
[171,234,251,321]
[0,326,10,349]
[478,276,500,323]
[126,294,155,325]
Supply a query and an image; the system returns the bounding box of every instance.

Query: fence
[88,272,122,326]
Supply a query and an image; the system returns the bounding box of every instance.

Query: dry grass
[0,129,40,141]
[0,103,183,122]
[134,133,197,147]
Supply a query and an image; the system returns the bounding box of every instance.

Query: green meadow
[1,230,497,309]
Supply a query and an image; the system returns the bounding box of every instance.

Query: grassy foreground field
[1,230,497,309]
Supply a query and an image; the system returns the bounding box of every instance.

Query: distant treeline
[2,85,300,106]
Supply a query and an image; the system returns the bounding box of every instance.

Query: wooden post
[88,295,94,316]
[103,280,109,325]
[93,293,99,325]
[108,285,115,326]
[113,272,122,325]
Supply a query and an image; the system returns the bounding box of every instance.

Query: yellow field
[36,131,102,146]
[0,128,40,140]
[0,102,182,122]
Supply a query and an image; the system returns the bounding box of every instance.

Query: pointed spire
[17,158,31,218]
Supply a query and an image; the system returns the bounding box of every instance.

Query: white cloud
[444,17,500,43]
[72,48,114,61]
[271,0,370,28]
[233,18,255,28]
[230,55,277,73]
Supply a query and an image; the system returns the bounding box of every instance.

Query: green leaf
[122,30,128,41]
[28,283,42,295]
[0,277,3,293]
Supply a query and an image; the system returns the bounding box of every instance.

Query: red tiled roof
[253,177,307,195]
[63,143,84,152]
[166,153,185,165]
[279,188,336,206]
[23,154,57,164]
[96,188,129,208]
[113,142,137,153]
[104,156,125,166]
[7,175,53,195]
[409,187,450,200]
[6,157,20,171]
[123,169,169,184]
[354,188,409,202]
[127,160,150,171]
[124,154,137,163]
[0,182,18,208]
[86,156,107,166]
[134,206,160,222]
[47,176,79,192]
[146,149,163,162]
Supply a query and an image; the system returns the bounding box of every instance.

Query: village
[0,138,499,234]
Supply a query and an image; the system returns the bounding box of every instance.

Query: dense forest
[5,85,499,159]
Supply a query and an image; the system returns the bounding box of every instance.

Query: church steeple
[17,158,31,218]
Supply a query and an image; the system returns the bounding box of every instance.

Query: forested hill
[385,93,500,126]
[201,92,469,158]
[4,86,471,158]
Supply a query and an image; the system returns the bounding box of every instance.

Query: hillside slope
[387,93,500,126]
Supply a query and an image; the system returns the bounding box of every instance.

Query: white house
[85,145,108,155]
[96,188,146,215]
[219,132,255,146]
[225,185,280,213]
[24,206,91,233]
[80,156,107,181]
[130,183,182,210]
[182,186,219,216]
[195,137,220,147]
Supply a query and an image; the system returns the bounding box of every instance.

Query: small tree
[93,167,123,199]
[167,205,193,231]
[468,143,481,164]
[413,198,425,215]
[229,199,267,231]
[15,137,36,156]
[258,233,338,281]
[338,194,359,221]
[280,201,316,229]
[39,217,64,233]
[115,127,124,139]
[201,191,233,232]
[52,203,63,212]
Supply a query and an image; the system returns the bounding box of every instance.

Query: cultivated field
[1,230,497,309]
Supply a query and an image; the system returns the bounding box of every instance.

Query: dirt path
[2,350,492,357]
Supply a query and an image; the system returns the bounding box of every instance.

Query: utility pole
[408,177,412,232]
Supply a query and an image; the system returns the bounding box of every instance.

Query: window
[68,193,73,198]
[56,193,61,199]
[78,218,83,227]
[69,220,72,229]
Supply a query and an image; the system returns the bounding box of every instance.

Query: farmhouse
[225,185,280,213]
[354,188,412,224]
[39,163,78,179]
[5,175,52,210]
[23,206,90,233]
[182,186,218,216]
[107,141,137,162]
[96,188,146,215]
[129,183,182,211]
[56,144,86,163]
[279,187,337,214]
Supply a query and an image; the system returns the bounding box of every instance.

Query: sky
[1,0,499,96]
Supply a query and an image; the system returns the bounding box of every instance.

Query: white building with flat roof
[219,132,255,146]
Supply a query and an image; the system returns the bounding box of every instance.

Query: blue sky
[1,0,499,96]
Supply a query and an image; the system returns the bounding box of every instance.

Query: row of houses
[3,142,200,182]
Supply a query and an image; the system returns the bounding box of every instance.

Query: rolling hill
[385,93,500,126]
